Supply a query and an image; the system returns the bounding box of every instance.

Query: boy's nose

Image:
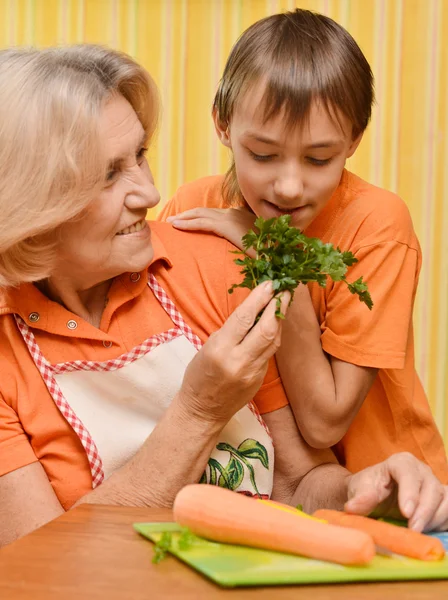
[274,169,304,204]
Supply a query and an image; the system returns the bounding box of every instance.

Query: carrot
[173,485,375,566]
[313,509,445,561]
[257,499,327,523]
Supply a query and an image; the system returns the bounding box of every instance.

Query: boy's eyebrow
[243,131,344,149]
[243,132,280,145]
[107,132,147,169]
[306,140,344,149]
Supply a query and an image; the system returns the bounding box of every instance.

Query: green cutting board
[134,522,448,588]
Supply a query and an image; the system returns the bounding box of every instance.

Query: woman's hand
[345,452,448,532]
[167,207,257,253]
[176,281,290,425]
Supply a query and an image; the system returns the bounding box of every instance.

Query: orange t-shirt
[0,222,288,509]
[160,170,448,482]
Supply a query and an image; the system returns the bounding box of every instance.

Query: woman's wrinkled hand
[176,281,290,425]
[167,207,257,254]
[345,452,448,532]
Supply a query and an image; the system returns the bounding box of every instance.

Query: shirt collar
[0,221,173,337]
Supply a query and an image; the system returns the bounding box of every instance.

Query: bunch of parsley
[228,215,373,317]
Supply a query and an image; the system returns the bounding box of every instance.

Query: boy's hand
[167,207,257,254]
[345,452,448,532]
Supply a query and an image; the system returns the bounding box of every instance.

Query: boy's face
[215,85,362,230]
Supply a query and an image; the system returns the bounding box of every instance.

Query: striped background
[1,0,447,443]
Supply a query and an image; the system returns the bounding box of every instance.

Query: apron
[15,273,274,499]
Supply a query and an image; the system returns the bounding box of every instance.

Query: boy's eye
[307,157,332,166]
[249,150,275,162]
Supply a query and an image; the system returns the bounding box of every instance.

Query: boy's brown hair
[213,9,374,206]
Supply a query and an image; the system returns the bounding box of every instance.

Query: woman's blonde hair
[0,44,158,287]
[213,9,374,206]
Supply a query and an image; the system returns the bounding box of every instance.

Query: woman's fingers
[345,452,448,533]
[241,291,291,362]
[217,281,275,347]
[425,486,448,532]
[404,467,444,532]
[345,463,393,515]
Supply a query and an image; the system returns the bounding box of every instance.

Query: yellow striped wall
[1,0,447,443]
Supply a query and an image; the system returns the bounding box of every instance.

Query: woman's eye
[307,157,332,166]
[137,147,148,162]
[106,169,118,183]
[249,150,275,162]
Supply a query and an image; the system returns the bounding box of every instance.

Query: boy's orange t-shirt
[0,222,288,509]
[159,170,448,482]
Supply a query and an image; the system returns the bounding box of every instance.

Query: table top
[0,504,447,599]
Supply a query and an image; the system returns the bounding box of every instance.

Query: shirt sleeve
[252,356,289,414]
[0,393,38,476]
[321,240,419,369]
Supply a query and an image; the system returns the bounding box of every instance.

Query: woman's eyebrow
[106,132,147,169]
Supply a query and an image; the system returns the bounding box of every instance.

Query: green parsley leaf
[152,528,198,564]
[152,531,173,564]
[229,215,373,317]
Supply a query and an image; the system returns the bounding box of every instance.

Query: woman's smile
[116,218,149,236]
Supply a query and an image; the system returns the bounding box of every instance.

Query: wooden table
[0,504,447,599]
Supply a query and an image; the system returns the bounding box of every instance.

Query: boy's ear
[212,107,232,149]
[347,132,364,158]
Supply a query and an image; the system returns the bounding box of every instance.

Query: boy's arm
[276,284,378,448]
[164,206,377,447]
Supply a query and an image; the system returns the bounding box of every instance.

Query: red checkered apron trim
[14,272,271,486]
[14,314,105,487]
[51,329,182,374]
[148,273,203,350]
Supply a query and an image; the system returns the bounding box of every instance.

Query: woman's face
[54,94,160,289]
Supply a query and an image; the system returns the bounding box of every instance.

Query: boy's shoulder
[333,170,419,251]
[149,220,249,313]
[150,220,242,277]
[167,175,226,213]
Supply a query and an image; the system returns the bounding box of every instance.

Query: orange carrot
[173,485,375,566]
[313,509,445,561]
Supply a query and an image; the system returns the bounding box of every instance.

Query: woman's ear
[347,132,364,158]
[212,107,232,149]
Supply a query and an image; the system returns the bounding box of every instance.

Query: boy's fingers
[170,217,212,231]
[166,207,224,222]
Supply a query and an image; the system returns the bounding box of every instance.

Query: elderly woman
[0,45,446,547]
